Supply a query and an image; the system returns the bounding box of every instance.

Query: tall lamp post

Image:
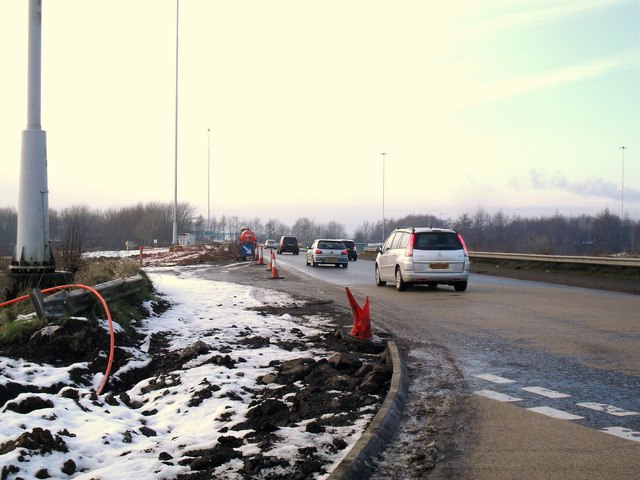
[11,0,55,274]
[172,0,180,245]
[381,152,387,242]
[620,146,627,248]
[207,128,211,234]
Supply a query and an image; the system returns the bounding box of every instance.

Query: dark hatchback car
[340,239,358,261]
[277,235,299,255]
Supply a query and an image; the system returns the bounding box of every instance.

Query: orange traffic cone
[256,246,265,265]
[345,287,372,341]
[266,249,274,271]
[269,254,283,279]
[254,244,260,261]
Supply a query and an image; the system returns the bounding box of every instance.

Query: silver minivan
[375,227,470,291]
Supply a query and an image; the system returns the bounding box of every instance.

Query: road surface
[274,251,640,479]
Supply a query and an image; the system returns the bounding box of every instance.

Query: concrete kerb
[327,340,409,480]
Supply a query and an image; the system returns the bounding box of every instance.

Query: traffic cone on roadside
[345,287,372,341]
[266,249,274,271]
[254,244,260,261]
[256,246,265,265]
[269,254,283,279]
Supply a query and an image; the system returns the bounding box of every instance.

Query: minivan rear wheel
[395,268,408,291]
[454,281,467,292]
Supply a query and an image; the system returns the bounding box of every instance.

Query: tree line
[0,203,637,257]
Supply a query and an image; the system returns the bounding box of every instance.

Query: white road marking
[600,427,640,443]
[473,373,516,384]
[521,386,571,399]
[474,390,522,402]
[527,406,584,420]
[577,403,639,417]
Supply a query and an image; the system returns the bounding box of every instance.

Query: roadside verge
[328,341,409,480]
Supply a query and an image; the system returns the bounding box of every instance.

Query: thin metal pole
[381,152,387,242]
[207,128,211,232]
[620,146,626,220]
[620,145,627,248]
[27,0,41,130]
[172,0,179,244]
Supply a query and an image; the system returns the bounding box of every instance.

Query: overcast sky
[1,0,638,231]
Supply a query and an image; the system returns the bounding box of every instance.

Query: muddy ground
[0,255,395,480]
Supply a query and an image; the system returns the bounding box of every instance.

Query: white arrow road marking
[473,373,516,384]
[600,427,640,443]
[527,406,584,420]
[577,403,639,417]
[521,386,571,399]
[474,390,522,402]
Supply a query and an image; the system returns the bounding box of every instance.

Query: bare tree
[320,220,346,238]
[292,217,315,244]
[0,207,17,256]
[58,205,92,273]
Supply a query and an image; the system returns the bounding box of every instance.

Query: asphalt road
[274,251,640,479]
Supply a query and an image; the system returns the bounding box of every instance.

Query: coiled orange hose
[0,284,115,395]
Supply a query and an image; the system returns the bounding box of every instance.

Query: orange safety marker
[269,254,283,279]
[345,287,372,341]
[266,249,274,271]
[256,246,265,265]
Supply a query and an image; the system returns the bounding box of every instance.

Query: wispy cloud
[447,49,639,110]
[529,169,640,202]
[470,0,628,32]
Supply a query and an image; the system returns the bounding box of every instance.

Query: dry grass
[73,258,141,286]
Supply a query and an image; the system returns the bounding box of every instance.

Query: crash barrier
[0,283,117,395]
[41,275,145,320]
[360,248,640,270]
[469,252,640,268]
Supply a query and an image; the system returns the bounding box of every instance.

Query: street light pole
[207,128,211,233]
[11,0,55,273]
[381,152,387,242]
[172,0,180,245]
[620,145,627,248]
[620,146,626,220]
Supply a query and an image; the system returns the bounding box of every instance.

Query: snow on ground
[0,266,371,479]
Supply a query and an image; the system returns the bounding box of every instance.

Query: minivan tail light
[457,233,469,256]
[315,249,323,254]
[341,250,348,255]
[405,232,415,257]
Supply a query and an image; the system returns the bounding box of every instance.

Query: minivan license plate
[430,263,449,269]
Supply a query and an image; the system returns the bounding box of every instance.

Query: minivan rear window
[414,232,462,251]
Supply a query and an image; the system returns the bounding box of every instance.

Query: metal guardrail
[360,247,640,268]
[469,252,640,268]
[43,275,145,319]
